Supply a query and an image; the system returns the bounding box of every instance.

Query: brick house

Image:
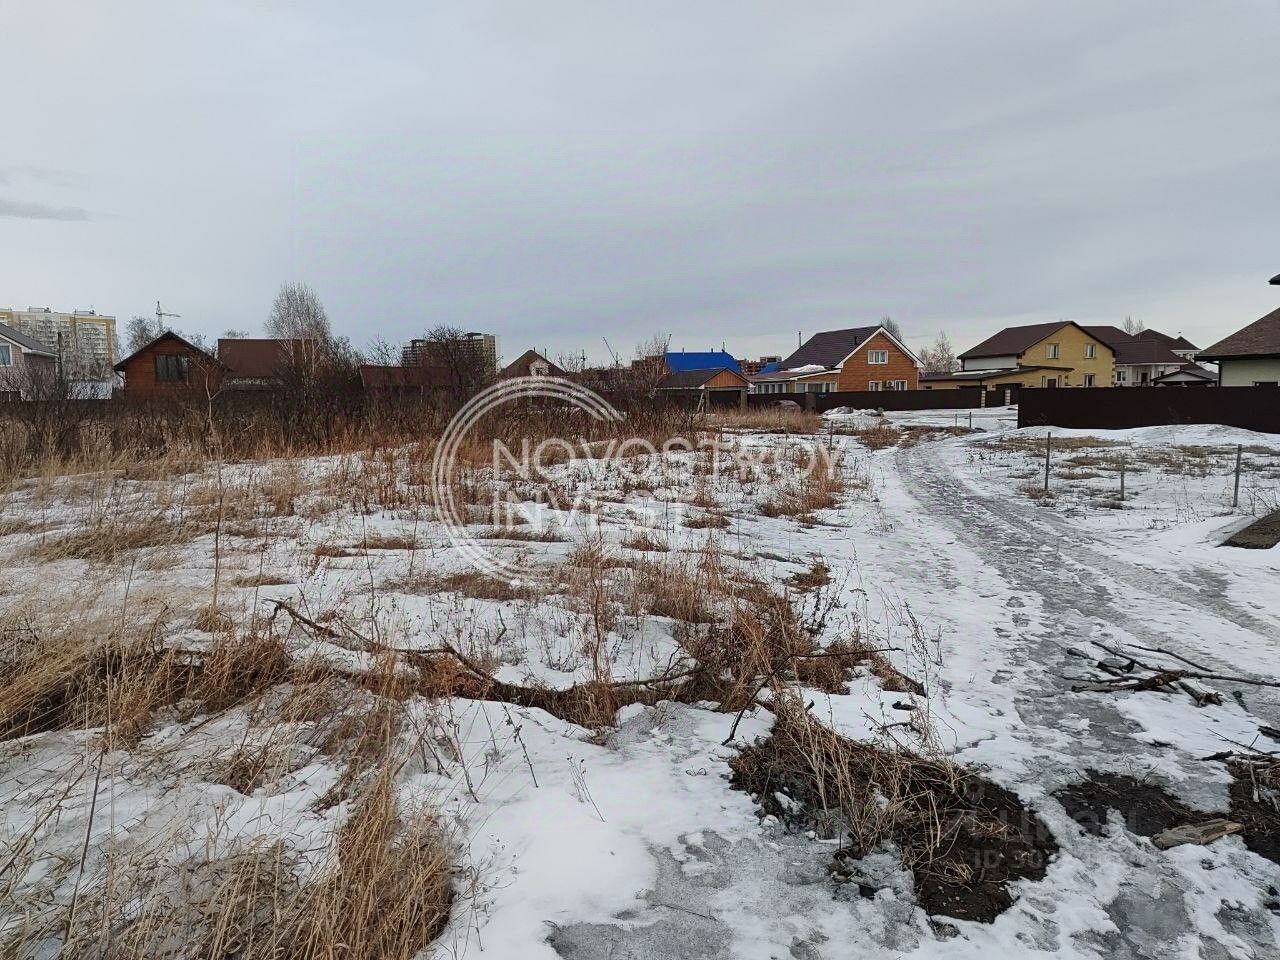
[750,325,920,395]
[113,332,224,399]
[0,321,57,400]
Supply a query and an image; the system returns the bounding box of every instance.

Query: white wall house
[1198,307,1280,386]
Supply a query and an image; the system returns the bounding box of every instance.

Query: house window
[1083,343,1096,359]
[868,381,882,391]
[155,353,189,383]
[1116,369,1127,383]
[889,380,908,391]
[1045,343,1060,359]
[1083,374,1096,387]
[0,345,11,366]
[868,349,889,365]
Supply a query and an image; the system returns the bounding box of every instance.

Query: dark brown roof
[920,364,1070,382]
[750,367,841,383]
[779,325,882,370]
[218,338,307,378]
[358,364,449,390]
[1152,364,1216,383]
[1081,327,1185,366]
[113,331,221,372]
[1134,329,1198,352]
[656,367,746,389]
[959,321,1095,360]
[1199,306,1280,360]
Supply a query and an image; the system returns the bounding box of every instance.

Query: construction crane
[602,337,621,367]
[155,300,181,330]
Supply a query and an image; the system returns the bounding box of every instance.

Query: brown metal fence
[1018,386,1280,432]
[743,388,1013,413]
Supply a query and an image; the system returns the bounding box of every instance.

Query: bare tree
[554,350,588,375]
[880,315,905,341]
[266,283,331,341]
[125,315,165,353]
[920,332,959,375]
[633,332,672,365]
[1122,315,1146,335]
[222,328,250,340]
[414,325,493,406]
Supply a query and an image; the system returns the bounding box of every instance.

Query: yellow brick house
[928,321,1114,389]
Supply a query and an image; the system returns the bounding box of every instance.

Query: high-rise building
[402,332,497,376]
[0,307,117,376]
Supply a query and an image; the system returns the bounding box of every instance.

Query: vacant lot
[2,410,1278,958]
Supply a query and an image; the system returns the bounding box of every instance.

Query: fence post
[1044,432,1052,492]
[738,388,747,411]
[968,411,973,430]
[1119,454,1126,502]
[1232,444,1243,509]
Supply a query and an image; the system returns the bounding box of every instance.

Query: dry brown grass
[230,573,295,588]
[4,771,453,960]
[1020,483,1055,501]
[710,407,820,434]
[475,526,567,542]
[842,422,902,450]
[620,532,669,552]
[683,511,731,529]
[730,693,1056,921]
[27,516,192,563]
[758,449,845,519]
[359,533,420,551]
[788,561,831,592]
[0,609,293,744]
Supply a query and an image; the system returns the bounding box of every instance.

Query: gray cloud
[0,2,1278,358]
[0,198,91,221]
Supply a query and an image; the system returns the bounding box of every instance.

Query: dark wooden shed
[113,332,224,399]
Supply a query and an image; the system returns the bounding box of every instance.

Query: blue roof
[757,360,782,374]
[664,350,741,373]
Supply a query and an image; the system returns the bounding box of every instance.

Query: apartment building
[402,332,498,376]
[0,306,117,376]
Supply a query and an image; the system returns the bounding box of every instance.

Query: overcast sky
[3,1,1278,363]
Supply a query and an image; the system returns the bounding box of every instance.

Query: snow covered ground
[2,411,1279,958]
